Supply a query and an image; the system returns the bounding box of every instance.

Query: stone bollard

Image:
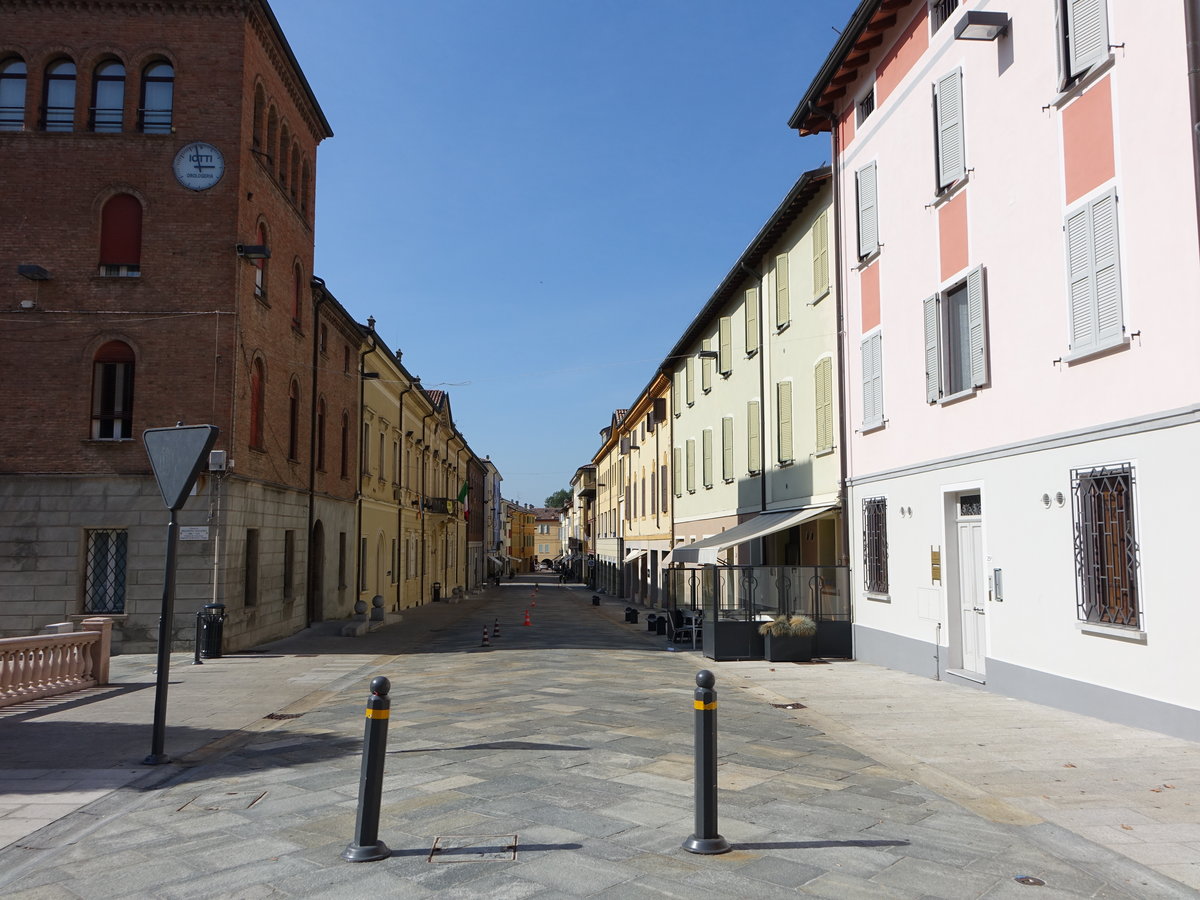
[342,677,392,862]
[683,670,730,854]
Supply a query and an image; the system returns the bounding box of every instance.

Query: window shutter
[686,439,696,493]
[862,333,883,427]
[661,463,669,509]
[1090,191,1123,344]
[936,69,965,189]
[744,287,759,354]
[99,194,143,265]
[747,400,761,473]
[775,253,790,328]
[701,341,712,391]
[722,416,734,480]
[1067,0,1109,78]
[856,162,878,258]
[815,358,833,453]
[777,381,793,463]
[1066,204,1095,350]
[966,266,988,387]
[673,369,684,415]
[685,357,695,405]
[702,429,713,488]
[812,210,829,298]
[923,295,941,403]
[673,448,682,497]
[718,316,732,374]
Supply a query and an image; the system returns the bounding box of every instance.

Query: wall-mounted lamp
[953,10,1010,41]
[697,350,719,359]
[405,430,413,437]
[362,371,380,380]
[236,243,271,260]
[18,264,51,281]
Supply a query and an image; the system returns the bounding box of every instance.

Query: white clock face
[173,142,225,191]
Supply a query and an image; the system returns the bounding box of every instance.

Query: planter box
[702,620,764,661]
[763,632,814,663]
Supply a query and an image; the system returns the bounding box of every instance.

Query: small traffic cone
[481,627,490,647]
[493,618,500,639]
[523,610,531,626]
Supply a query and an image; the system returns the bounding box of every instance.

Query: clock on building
[172,142,225,191]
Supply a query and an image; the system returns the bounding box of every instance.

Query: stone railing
[0,618,112,709]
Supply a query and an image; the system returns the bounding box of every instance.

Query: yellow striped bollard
[682,670,730,854]
[342,676,392,862]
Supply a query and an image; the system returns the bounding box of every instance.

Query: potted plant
[758,614,817,662]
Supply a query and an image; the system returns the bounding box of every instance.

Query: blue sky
[272,0,858,506]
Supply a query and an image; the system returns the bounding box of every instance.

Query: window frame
[90,60,125,132]
[0,57,27,131]
[863,496,889,594]
[139,61,173,134]
[91,341,135,440]
[1072,463,1140,629]
[924,266,988,403]
[43,58,76,132]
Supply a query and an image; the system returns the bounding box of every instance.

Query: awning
[670,505,837,565]
[487,555,503,570]
[623,548,647,563]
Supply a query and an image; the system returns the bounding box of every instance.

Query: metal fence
[667,565,849,623]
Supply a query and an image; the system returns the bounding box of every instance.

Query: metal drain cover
[263,712,304,720]
[1014,876,1046,886]
[771,702,806,709]
[428,834,518,863]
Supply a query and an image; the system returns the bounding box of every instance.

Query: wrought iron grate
[84,529,127,614]
[863,497,889,593]
[1072,464,1140,628]
[931,0,960,33]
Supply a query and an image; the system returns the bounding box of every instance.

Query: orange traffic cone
[493,618,500,639]
[523,610,531,626]
[481,627,490,647]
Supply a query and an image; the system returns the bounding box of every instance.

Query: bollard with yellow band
[342,676,392,862]
[683,669,730,854]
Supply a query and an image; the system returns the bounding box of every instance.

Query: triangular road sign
[143,425,220,511]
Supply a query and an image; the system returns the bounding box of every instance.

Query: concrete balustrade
[0,617,112,708]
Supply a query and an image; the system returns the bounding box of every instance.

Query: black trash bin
[432,581,441,602]
[200,603,226,659]
[592,595,600,606]
[629,609,639,625]
[624,607,634,623]
[655,615,667,636]
[646,613,658,632]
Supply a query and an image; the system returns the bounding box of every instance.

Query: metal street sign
[144,425,219,511]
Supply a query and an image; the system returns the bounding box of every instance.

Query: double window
[1072,464,1139,628]
[863,497,889,594]
[92,341,135,440]
[924,266,988,401]
[1065,189,1123,358]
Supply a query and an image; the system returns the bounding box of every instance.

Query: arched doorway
[308,520,325,624]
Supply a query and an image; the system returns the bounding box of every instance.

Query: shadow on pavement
[737,839,911,850]
[391,740,589,754]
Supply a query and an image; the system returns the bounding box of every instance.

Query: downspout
[420,410,434,603]
[356,319,377,610]
[1185,0,1200,258]
[305,276,328,627]
[394,366,415,612]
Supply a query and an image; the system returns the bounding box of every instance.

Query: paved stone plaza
[1,576,1197,898]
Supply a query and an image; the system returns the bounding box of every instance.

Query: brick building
[0,0,359,651]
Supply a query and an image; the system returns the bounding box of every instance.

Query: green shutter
[673,446,682,497]
[701,340,712,392]
[966,266,988,387]
[702,429,713,488]
[747,400,761,473]
[775,253,790,328]
[722,416,734,480]
[744,287,759,354]
[924,294,941,403]
[812,210,829,299]
[936,68,964,189]
[686,438,696,493]
[857,162,878,258]
[777,381,793,463]
[718,316,732,375]
[814,357,833,453]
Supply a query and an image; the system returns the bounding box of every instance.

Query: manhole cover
[1014,876,1046,886]
[177,790,267,811]
[428,834,518,863]
[771,702,806,709]
[263,712,304,720]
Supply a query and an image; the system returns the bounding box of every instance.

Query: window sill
[254,291,270,308]
[865,592,890,603]
[1048,54,1116,110]
[775,321,791,334]
[928,173,970,209]
[82,438,135,444]
[859,418,887,434]
[814,446,835,458]
[855,248,881,270]
[936,387,978,407]
[778,459,794,468]
[1062,336,1130,366]
[808,288,830,307]
[1076,621,1146,643]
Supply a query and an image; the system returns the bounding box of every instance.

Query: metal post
[342,676,392,862]
[144,510,179,765]
[193,609,203,666]
[683,669,730,854]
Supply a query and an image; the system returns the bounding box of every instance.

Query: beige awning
[623,548,647,563]
[670,505,837,565]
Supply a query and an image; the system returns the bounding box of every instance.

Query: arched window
[287,378,300,460]
[252,84,264,148]
[340,411,350,478]
[266,106,278,166]
[300,158,311,215]
[250,358,265,449]
[316,397,326,471]
[254,223,268,300]
[139,62,173,133]
[91,61,124,132]
[278,123,289,186]
[99,193,142,277]
[290,140,300,201]
[291,263,303,328]
[0,58,27,131]
[43,59,76,131]
[92,341,134,439]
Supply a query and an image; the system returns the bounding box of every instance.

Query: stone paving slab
[0,578,1196,897]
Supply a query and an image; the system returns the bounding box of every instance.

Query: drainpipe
[1185,0,1200,259]
[356,318,378,611]
[420,410,434,603]
[394,366,416,612]
[305,276,328,627]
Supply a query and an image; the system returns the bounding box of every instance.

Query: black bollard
[683,670,730,854]
[192,610,204,665]
[342,676,392,862]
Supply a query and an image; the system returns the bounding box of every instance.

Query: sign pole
[145,508,180,765]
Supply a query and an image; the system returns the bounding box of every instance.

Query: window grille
[1072,464,1140,627]
[863,497,888,593]
[857,88,875,124]
[930,0,959,33]
[84,529,127,613]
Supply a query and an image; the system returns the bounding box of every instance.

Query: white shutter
[747,400,761,473]
[673,447,682,497]
[923,295,941,403]
[812,210,829,299]
[1090,191,1123,344]
[777,381,793,463]
[1066,204,1095,350]
[1067,0,1109,78]
[702,429,713,488]
[814,358,833,453]
[744,287,759,354]
[862,332,883,428]
[856,162,878,258]
[721,416,734,480]
[936,69,964,189]
[718,316,732,374]
[966,266,988,387]
[775,253,790,328]
[673,369,684,416]
[686,439,696,493]
[685,357,695,405]
[701,340,712,392]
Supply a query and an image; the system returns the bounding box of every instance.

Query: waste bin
[655,615,667,636]
[592,595,600,606]
[629,608,639,625]
[432,581,441,602]
[624,607,634,622]
[646,613,658,632]
[199,603,226,659]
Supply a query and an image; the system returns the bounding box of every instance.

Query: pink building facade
[792,0,1200,738]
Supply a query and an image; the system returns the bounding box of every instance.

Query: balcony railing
[422,497,458,516]
[0,619,112,708]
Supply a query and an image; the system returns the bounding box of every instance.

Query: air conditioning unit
[208,450,227,472]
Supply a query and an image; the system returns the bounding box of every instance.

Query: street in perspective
[2,574,1198,898]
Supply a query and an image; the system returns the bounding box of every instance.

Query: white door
[956,494,986,676]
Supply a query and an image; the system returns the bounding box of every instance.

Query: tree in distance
[545,488,570,509]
